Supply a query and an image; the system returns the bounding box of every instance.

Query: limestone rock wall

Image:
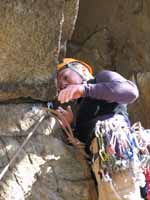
[68,0,150,128]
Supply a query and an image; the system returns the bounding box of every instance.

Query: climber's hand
[55,106,73,127]
[58,84,84,104]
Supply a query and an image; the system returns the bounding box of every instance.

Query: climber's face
[57,68,83,91]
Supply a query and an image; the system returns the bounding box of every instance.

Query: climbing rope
[46,108,89,158]
[0,107,88,181]
[0,114,46,181]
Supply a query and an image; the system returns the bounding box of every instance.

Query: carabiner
[99,149,108,162]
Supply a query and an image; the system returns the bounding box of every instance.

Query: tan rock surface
[0,104,97,200]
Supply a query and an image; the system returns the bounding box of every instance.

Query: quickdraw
[95,121,108,162]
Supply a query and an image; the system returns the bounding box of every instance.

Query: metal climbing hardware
[47,101,54,109]
[92,117,139,174]
[95,121,108,162]
[91,117,150,200]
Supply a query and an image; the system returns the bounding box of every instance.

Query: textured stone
[69,0,150,75]
[0,0,66,101]
[129,71,150,128]
[0,103,97,200]
[59,0,79,60]
[0,0,79,101]
[68,0,150,127]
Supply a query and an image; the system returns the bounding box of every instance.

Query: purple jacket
[75,70,139,151]
[83,70,139,104]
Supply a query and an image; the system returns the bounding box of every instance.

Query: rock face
[59,0,79,61]
[68,0,150,128]
[0,0,150,199]
[0,104,97,200]
[130,72,150,127]
[0,0,79,101]
[0,1,98,200]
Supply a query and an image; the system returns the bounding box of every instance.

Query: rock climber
[56,58,141,200]
[56,58,139,151]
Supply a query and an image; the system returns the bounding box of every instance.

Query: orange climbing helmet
[57,58,93,75]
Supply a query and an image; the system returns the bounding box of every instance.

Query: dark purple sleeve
[83,70,139,104]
